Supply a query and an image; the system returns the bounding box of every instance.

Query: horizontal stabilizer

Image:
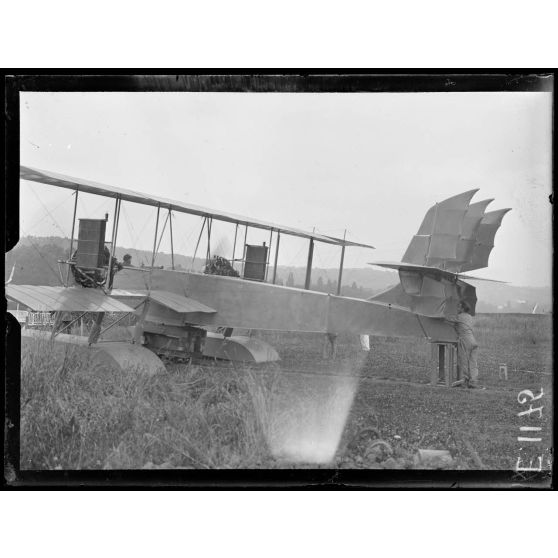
[457,274,507,284]
[370,261,463,282]
[368,261,506,283]
[6,285,136,313]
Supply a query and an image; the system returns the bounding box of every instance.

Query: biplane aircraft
[7,166,510,376]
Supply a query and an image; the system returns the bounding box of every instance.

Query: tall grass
[473,313,553,379]
[20,338,281,469]
[475,313,552,346]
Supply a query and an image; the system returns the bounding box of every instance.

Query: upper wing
[20,165,374,249]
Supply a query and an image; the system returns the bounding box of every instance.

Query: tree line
[277,272,375,298]
[6,237,374,298]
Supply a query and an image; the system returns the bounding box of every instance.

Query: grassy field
[19,314,553,470]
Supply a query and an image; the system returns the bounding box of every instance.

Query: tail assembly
[370,190,510,319]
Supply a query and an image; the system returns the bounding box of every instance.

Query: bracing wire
[312,244,339,281]
[120,203,155,266]
[27,185,72,238]
[22,189,75,234]
[175,225,198,266]
[120,204,140,261]
[18,226,64,285]
[286,240,306,268]
[167,212,199,268]
[190,217,207,271]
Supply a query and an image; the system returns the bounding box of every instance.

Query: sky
[18,91,552,287]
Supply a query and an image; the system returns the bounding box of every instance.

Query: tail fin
[460,208,511,272]
[402,189,478,268]
[402,190,510,272]
[446,198,493,272]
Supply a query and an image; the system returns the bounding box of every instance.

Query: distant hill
[5,236,552,313]
[5,238,68,287]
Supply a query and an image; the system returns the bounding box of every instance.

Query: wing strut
[232,223,239,270]
[272,231,281,284]
[241,225,248,275]
[304,238,314,290]
[169,209,175,270]
[264,228,273,281]
[51,310,88,340]
[98,298,146,339]
[65,190,79,286]
[336,229,347,296]
[206,217,213,264]
[149,204,161,284]
[108,196,121,289]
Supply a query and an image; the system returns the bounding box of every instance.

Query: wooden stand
[430,342,461,387]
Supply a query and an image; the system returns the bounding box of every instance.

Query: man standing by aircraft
[448,301,483,389]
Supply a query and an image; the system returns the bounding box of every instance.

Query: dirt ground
[256,313,553,470]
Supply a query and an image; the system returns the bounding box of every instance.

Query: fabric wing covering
[402,189,478,267]
[461,209,512,272]
[447,199,494,272]
[401,190,510,272]
[6,285,136,313]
